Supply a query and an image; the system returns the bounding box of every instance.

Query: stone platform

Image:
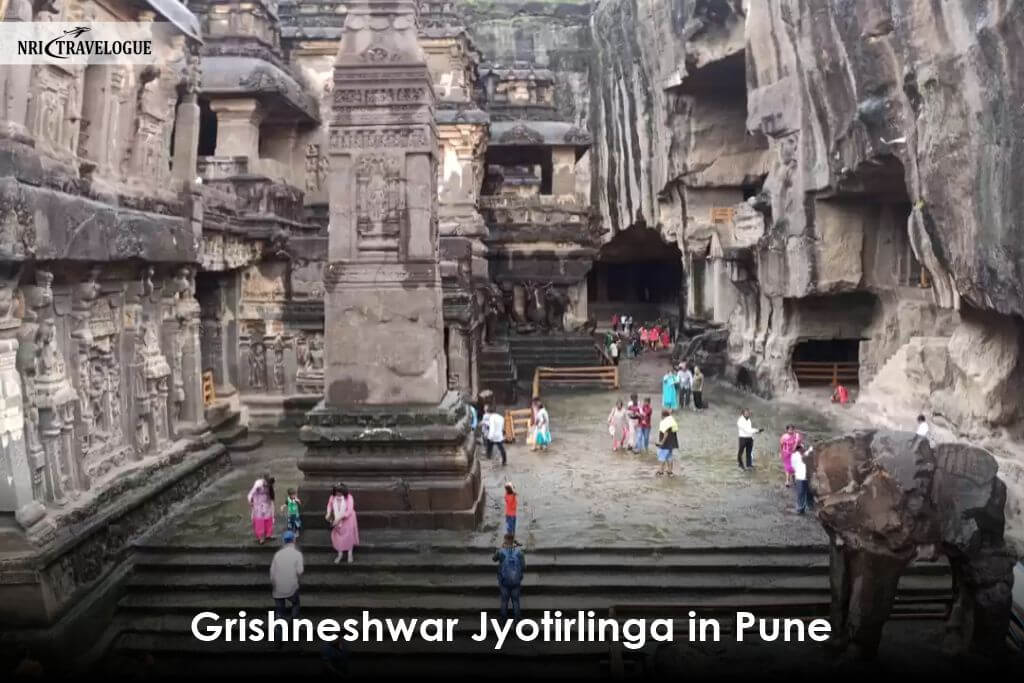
[297,392,483,530]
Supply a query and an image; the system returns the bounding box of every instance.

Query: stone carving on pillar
[295,332,324,394]
[356,154,404,253]
[248,337,267,390]
[305,143,328,193]
[299,0,481,530]
[135,314,171,456]
[272,335,286,390]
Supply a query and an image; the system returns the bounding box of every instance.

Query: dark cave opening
[791,339,862,386]
[588,226,683,323]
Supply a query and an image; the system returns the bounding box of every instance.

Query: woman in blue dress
[661,367,679,411]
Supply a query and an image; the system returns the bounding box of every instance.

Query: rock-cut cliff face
[746,0,1024,316]
[589,0,1024,447]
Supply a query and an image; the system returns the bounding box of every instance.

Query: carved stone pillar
[175,268,205,430]
[161,287,184,440]
[551,146,577,197]
[172,93,201,187]
[210,98,263,161]
[0,0,34,144]
[299,0,482,530]
[0,268,44,526]
[34,319,80,502]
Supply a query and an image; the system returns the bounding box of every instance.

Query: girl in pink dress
[779,425,802,487]
[326,483,359,564]
[246,474,276,544]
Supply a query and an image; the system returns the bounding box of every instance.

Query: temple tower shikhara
[297,0,483,529]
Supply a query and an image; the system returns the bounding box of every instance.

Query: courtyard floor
[158,349,837,550]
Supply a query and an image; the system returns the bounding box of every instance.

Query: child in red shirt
[504,482,518,536]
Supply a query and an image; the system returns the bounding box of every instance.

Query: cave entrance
[785,291,879,388]
[588,226,683,327]
[791,339,862,386]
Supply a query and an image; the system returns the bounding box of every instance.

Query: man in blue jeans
[493,534,525,619]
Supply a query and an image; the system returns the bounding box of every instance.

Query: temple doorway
[588,226,683,326]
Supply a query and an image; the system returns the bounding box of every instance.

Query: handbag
[608,424,615,436]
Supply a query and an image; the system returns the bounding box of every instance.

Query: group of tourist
[661,361,705,411]
[605,318,673,364]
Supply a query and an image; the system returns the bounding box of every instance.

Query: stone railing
[197,156,250,181]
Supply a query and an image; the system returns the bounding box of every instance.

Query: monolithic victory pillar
[298,0,482,529]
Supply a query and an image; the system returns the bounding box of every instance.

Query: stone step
[122,569,951,595]
[204,402,239,432]
[112,631,617,659]
[227,434,264,453]
[104,641,616,679]
[213,422,248,444]
[130,548,845,570]
[116,588,948,616]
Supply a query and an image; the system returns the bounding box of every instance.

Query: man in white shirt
[792,444,813,514]
[270,531,304,620]
[736,409,762,470]
[676,363,694,410]
[486,406,507,465]
[916,414,929,438]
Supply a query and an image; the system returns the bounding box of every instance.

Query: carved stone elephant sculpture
[811,430,1015,660]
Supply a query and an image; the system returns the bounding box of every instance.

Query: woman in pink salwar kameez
[326,483,359,564]
[779,425,802,488]
[247,473,276,544]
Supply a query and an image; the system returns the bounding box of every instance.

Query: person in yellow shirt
[656,410,679,477]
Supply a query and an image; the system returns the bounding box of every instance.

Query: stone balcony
[479,194,603,246]
[197,155,306,224]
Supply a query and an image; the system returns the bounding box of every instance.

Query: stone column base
[297,391,484,530]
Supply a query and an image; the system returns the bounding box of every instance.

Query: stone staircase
[95,538,953,677]
[205,396,263,455]
[501,334,602,385]
[478,343,518,405]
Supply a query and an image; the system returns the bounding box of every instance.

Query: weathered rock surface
[812,430,1015,659]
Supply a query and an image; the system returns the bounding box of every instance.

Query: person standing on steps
[656,409,679,477]
[493,533,525,620]
[916,414,930,438]
[736,409,763,470]
[281,488,303,538]
[504,482,518,538]
[326,484,359,564]
[247,473,276,545]
[486,406,507,465]
[692,365,705,410]
[609,336,620,366]
[270,530,304,621]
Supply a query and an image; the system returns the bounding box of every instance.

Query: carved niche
[355,154,404,251]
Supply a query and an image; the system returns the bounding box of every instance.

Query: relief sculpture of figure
[249,340,266,390]
[272,336,285,389]
[0,0,35,142]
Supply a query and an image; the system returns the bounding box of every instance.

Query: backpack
[499,549,523,586]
